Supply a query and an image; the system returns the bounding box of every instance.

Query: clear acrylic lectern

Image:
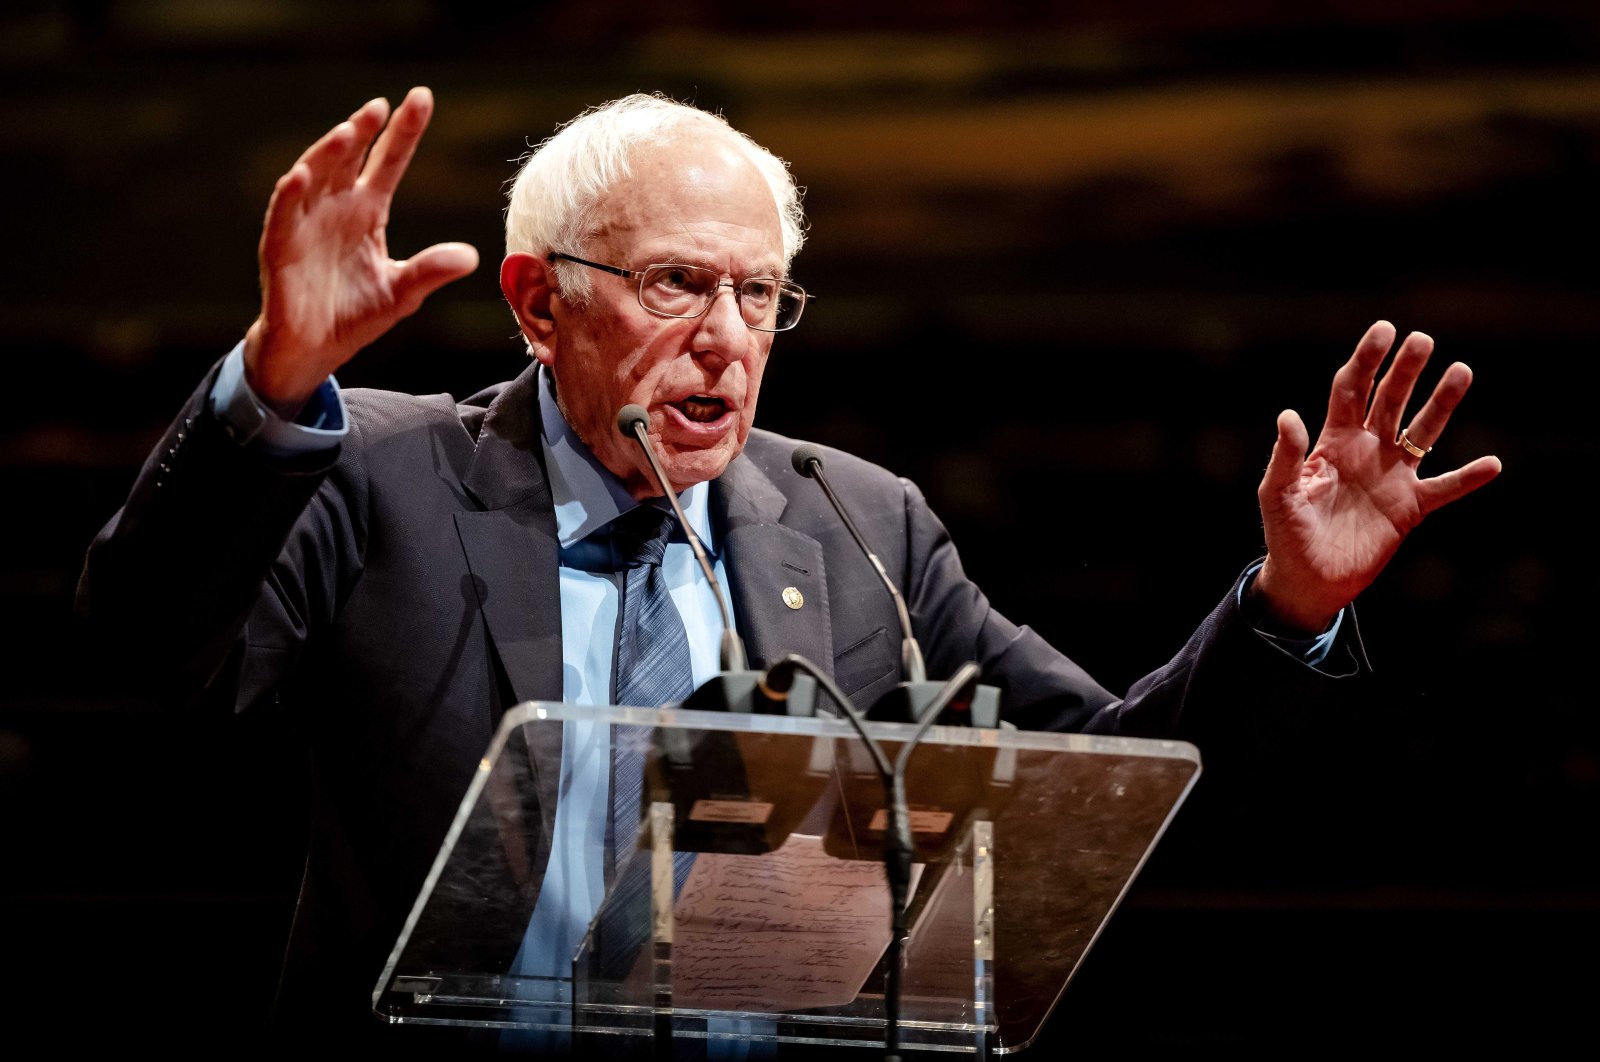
[373,702,1199,1055]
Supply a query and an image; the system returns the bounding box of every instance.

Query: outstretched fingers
[292,97,390,198]
[1365,330,1435,442]
[361,86,434,200]
[1415,454,1503,516]
[259,161,312,263]
[1324,320,1396,430]
[1258,408,1310,498]
[391,242,481,315]
[1395,361,1475,455]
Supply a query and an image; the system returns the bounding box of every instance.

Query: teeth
[678,396,726,423]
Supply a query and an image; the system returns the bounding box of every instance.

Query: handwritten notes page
[670,833,918,1012]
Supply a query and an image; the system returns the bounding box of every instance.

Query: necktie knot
[611,503,692,710]
[611,505,675,571]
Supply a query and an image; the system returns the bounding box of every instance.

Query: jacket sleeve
[898,476,1369,741]
[74,362,362,711]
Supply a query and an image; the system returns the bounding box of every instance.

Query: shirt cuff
[209,342,347,456]
[1238,560,1343,668]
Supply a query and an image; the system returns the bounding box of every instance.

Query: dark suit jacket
[78,360,1367,1040]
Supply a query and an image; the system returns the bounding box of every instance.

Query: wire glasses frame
[547,251,811,332]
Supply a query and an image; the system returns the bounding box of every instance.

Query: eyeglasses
[547,252,811,332]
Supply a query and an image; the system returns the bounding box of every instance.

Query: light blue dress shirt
[514,362,734,984]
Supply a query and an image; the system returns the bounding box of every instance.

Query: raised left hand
[1252,320,1502,633]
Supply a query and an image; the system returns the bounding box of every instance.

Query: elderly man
[79,86,1498,1043]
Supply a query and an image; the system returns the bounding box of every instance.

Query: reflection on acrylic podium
[374,702,1199,1055]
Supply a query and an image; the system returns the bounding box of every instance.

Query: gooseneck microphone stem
[616,404,746,673]
[882,661,980,1054]
[771,652,979,1062]
[896,661,981,778]
[792,446,926,683]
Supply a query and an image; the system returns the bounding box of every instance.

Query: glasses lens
[734,279,778,330]
[639,264,717,317]
[637,265,805,331]
[739,280,805,332]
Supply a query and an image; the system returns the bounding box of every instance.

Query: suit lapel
[712,455,833,676]
[452,365,565,833]
[449,378,837,832]
[454,502,563,706]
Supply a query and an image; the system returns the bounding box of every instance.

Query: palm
[1255,322,1500,631]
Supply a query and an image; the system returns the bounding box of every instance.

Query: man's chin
[659,442,740,494]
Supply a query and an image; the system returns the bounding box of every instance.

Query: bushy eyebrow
[639,250,785,280]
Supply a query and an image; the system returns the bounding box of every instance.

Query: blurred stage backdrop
[2,1,1596,1052]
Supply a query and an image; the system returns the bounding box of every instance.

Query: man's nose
[692,283,750,363]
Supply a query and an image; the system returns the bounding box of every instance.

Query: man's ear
[501,252,557,366]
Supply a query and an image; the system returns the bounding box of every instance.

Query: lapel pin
[782,586,804,610]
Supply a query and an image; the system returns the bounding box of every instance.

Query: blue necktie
[610,504,693,866]
[599,506,696,980]
[612,504,694,712]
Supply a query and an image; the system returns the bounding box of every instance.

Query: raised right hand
[1252,320,1501,633]
[243,86,479,417]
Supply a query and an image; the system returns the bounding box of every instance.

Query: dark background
[3,1,1596,1053]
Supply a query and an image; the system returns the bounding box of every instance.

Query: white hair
[505,93,806,304]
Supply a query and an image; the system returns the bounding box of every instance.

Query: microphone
[791,443,999,727]
[786,445,1012,1058]
[788,448,1016,1060]
[614,408,829,866]
[792,443,926,683]
[615,405,814,716]
[619,404,744,672]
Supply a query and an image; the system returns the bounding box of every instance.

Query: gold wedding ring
[1398,428,1431,459]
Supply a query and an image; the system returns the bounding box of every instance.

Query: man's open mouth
[673,396,728,423]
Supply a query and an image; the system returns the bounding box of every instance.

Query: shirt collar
[536,365,716,554]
